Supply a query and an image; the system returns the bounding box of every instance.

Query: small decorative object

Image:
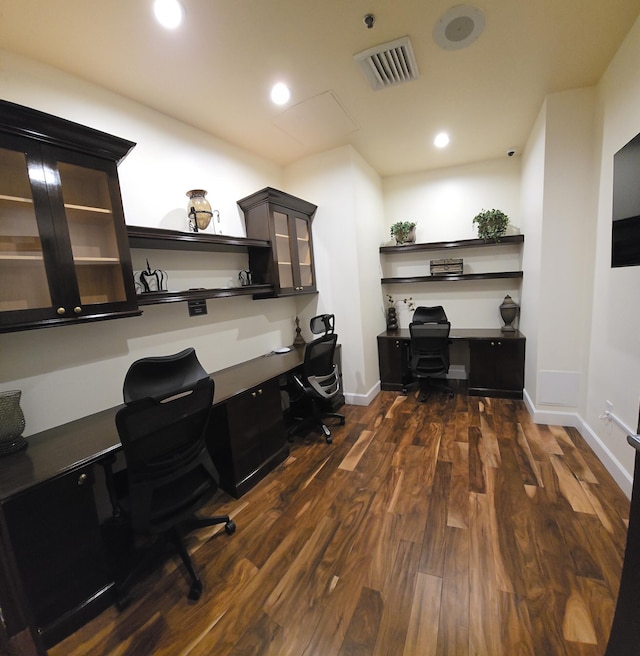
[390,221,416,245]
[386,306,398,330]
[293,316,306,345]
[0,390,27,456]
[238,270,252,286]
[430,258,463,275]
[473,208,509,242]
[186,189,214,232]
[136,259,168,293]
[499,294,519,332]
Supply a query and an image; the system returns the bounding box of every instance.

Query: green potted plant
[390,221,416,245]
[472,209,509,242]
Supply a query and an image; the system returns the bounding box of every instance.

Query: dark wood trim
[380,234,524,253]
[381,271,523,284]
[237,187,317,218]
[0,99,135,164]
[136,284,274,305]
[127,225,270,252]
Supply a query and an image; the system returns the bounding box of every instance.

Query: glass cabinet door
[273,210,295,291]
[0,145,52,314]
[56,160,128,308]
[295,216,314,288]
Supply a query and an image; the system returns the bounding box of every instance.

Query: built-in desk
[0,346,307,649]
[378,328,526,399]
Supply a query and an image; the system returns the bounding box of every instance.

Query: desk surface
[379,328,525,340]
[0,346,305,502]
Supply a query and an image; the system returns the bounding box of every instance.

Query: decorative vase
[499,295,519,332]
[0,390,27,456]
[186,189,214,232]
[387,306,399,330]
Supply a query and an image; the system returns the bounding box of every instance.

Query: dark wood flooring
[49,390,630,656]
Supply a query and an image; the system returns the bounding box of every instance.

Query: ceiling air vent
[354,36,419,91]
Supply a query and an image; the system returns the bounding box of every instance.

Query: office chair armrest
[308,366,340,399]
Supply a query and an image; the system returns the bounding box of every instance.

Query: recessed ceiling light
[270,82,291,106]
[434,132,450,148]
[153,0,184,29]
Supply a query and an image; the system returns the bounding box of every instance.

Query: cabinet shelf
[380,234,524,254]
[381,271,523,284]
[127,225,270,253]
[136,284,273,306]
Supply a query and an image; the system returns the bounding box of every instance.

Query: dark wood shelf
[136,284,274,305]
[381,271,523,284]
[379,234,524,254]
[127,225,270,252]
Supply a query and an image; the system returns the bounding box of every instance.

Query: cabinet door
[378,336,411,391]
[0,134,138,332]
[272,208,316,295]
[2,465,110,646]
[469,339,525,398]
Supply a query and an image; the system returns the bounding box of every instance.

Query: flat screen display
[612,132,640,268]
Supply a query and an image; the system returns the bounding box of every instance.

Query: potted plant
[472,209,509,242]
[390,221,416,245]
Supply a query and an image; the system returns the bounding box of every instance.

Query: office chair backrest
[115,376,217,533]
[409,321,451,377]
[310,313,335,336]
[123,347,209,404]
[303,332,338,379]
[412,306,447,324]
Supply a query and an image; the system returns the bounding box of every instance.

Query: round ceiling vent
[433,4,485,50]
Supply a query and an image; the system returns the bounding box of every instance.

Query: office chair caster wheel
[225,519,236,535]
[326,436,333,444]
[188,579,203,601]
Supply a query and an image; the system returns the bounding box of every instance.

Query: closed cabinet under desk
[378,328,526,399]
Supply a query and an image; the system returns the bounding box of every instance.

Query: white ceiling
[1,0,639,177]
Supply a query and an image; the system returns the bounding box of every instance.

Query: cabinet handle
[251,389,264,398]
[74,306,82,314]
[77,473,88,485]
[57,307,66,316]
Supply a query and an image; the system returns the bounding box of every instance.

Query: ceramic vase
[186,189,214,232]
[0,390,27,456]
[499,295,519,332]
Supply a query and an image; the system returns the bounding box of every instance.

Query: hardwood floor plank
[338,586,384,656]
[402,572,442,656]
[49,392,629,656]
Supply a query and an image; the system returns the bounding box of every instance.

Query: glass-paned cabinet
[0,100,139,332]
[238,187,317,298]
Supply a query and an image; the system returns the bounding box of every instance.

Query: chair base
[288,410,345,444]
[408,377,456,402]
[115,514,235,609]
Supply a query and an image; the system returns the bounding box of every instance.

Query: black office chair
[412,305,448,324]
[409,321,455,402]
[110,348,236,608]
[288,314,345,444]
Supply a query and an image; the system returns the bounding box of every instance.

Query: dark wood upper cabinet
[0,100,140,333]
[238,187,317,298]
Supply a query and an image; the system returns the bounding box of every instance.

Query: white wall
[584,15,640,484]
[285,145,386,403]
[381,158,522,329]
[0,51,307,435]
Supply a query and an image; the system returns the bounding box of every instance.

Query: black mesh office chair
[409,320,455,402]
[412,305,448,324]
[110,348,235,608]
[288,314,345,444]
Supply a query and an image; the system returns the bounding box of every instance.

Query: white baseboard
[522,388,632,498]
[345,380,380,407]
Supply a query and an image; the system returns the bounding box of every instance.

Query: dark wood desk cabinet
[378,328,526,399]
[207,377,288,498]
